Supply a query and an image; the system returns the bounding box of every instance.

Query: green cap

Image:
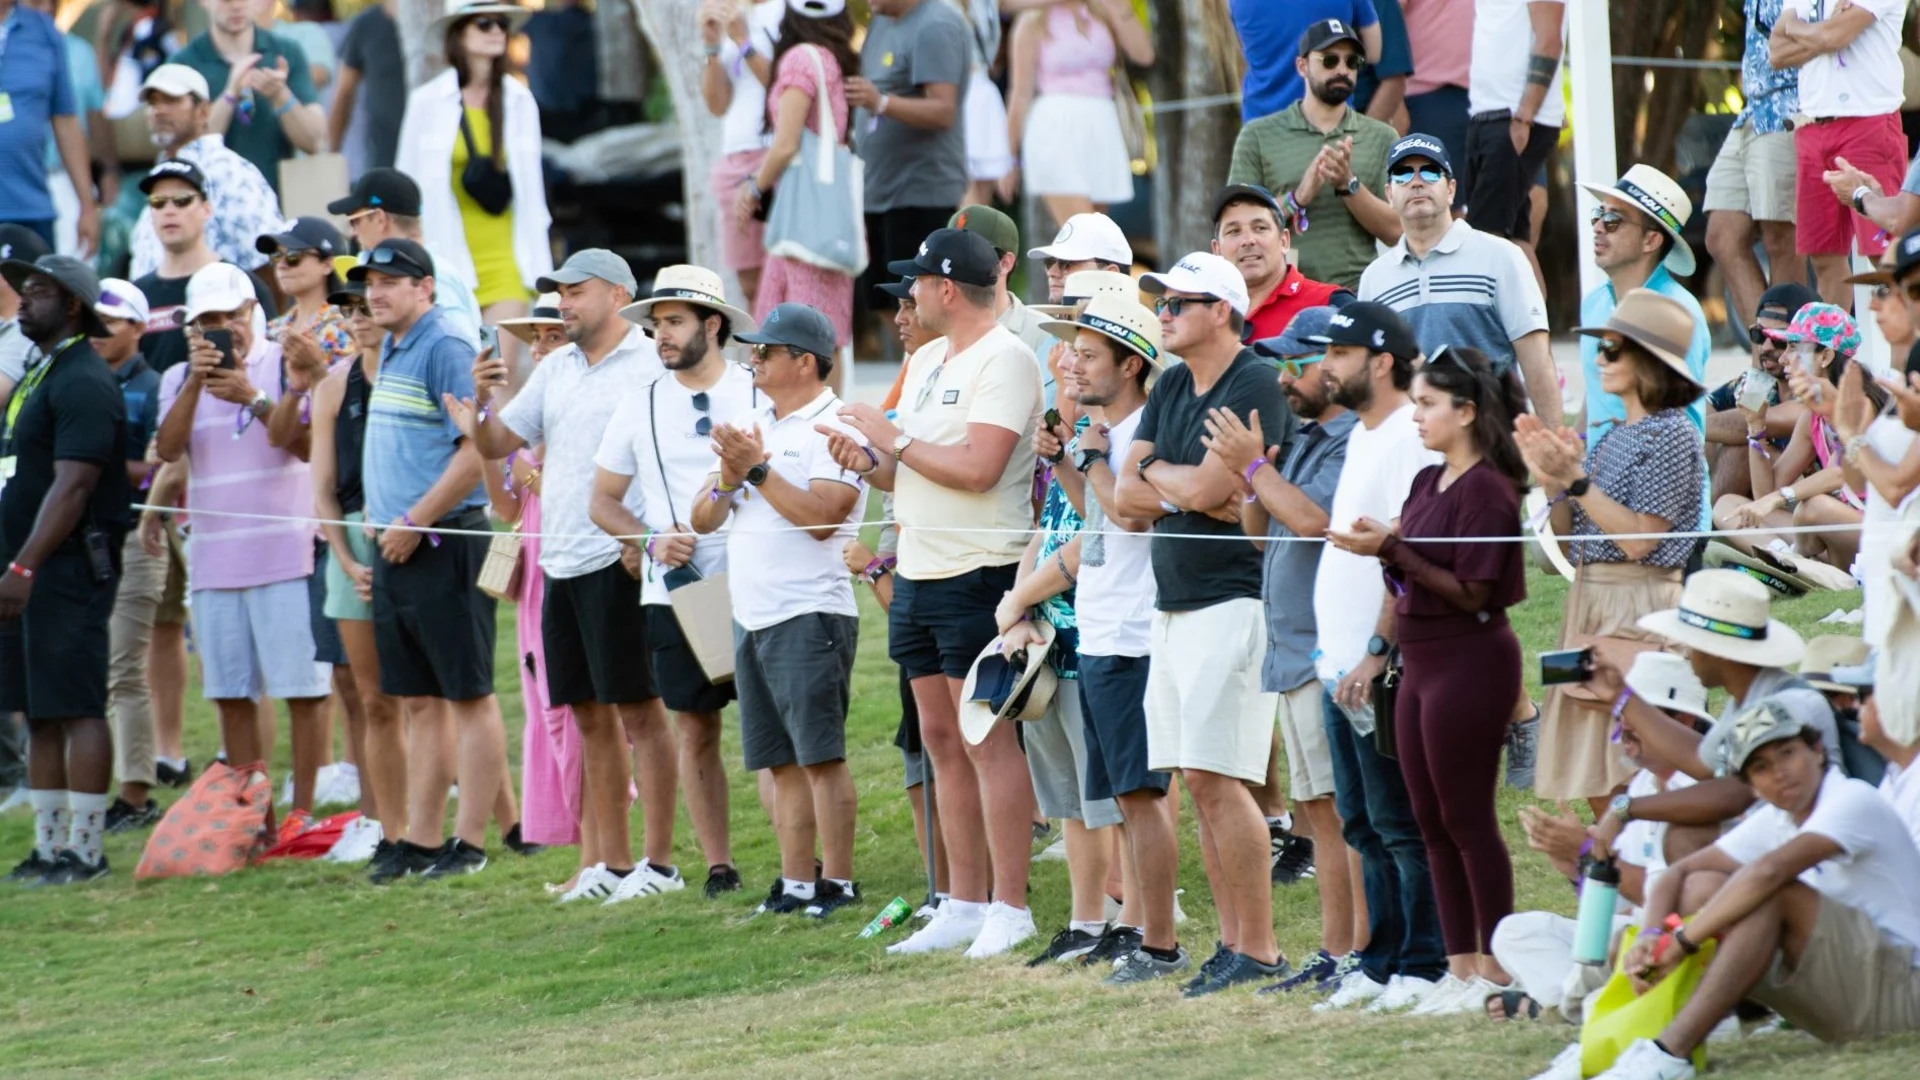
[949,204,1019,255]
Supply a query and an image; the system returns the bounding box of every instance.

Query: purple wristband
[401,512,442,548]
[1243,457,1267,502]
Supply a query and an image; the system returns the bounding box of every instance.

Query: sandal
[1486,989,1541,1022]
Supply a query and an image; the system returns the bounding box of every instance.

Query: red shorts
[1794,112,1907,256]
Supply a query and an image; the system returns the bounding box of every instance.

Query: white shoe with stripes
[604,859,686,905]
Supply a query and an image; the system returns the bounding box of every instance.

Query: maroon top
[1386,460,1527,639]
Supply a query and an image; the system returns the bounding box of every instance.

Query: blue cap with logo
[1387,133,1454,177]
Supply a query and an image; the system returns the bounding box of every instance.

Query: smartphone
[202,327,236,370]
[1737,368,1776,412]
[478,325,499,355]
[1539,647,1596,686]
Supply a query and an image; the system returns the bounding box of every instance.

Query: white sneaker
[322,816,383,863]
[1527,1043,1585,1080]
[1367,973,1442,1013]
[1312,969,1389,1012]
[603,860,685,905]
[1595,1038,1695,1080]
[315,763,361,808]
[887,900,986,954]
[561,863,621,903]
[1407,974,1473,1016]
[1413,975,1504,1017]
[1032,836,1067,862]
[962,902,1037,959]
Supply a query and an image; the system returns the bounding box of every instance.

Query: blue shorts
[888,564,1016,680]
[1079,652,1169,801]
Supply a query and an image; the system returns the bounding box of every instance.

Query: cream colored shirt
[894,325,1042,579]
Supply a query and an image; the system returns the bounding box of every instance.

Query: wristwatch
[1779,486,1800,511]
[1074,447,1107,474]
[1336,176,1361,198]
[1365,634,1389,658]
[891,433,915,461]
[744,462,770,487]
[248,391,272,419]
[1853,185,1873,215]
[1567,475,1592,499]
[1608,793,1634,822]
[1136,452,1159,479]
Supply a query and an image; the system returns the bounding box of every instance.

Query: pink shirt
[1037,5,1116,98]
[1403,0,1474,96]
[768,43,849,140]
[158,339,316,591]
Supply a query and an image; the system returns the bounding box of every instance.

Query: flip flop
[1485,989,1541,1022]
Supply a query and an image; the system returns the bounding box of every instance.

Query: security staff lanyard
[0,335,87,482]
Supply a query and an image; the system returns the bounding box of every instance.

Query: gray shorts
[902,746,929,789]
[192,578,331,701]
[1025,683,1123,829]
[737,612,859,771]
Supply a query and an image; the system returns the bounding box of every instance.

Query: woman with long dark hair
[1329,345,1530,1014]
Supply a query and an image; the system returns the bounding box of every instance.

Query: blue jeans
[1323,687,1446,983]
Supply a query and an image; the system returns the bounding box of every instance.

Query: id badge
[0,93,14,125]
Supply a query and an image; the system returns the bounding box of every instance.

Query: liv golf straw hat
[1036,293,1164,371]
[958,625,1058,746]
[617,264,756,333]
[1576,163,1697,276]
[1638,569,1806,668]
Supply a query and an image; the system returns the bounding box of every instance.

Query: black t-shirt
[0,340,133,556]
[133,267,277,375]
[1132,348,1294,610]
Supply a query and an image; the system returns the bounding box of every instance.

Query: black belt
[435,507,490,531]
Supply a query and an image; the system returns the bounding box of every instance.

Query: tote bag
[764,46,869,278]
[136,760,274,880]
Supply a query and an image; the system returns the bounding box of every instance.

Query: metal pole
[1568,0,1621,303]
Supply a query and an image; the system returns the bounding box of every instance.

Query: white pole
[1567,0,1619,301]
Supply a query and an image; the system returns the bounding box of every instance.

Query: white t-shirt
[1616,768,1698,915]
[1792,0,1905,118]
[1717,767,1920,960]
[722,390,865,632]
[498,326,661,580]
[893,325,1043,580]
[1468,0,1568,127]
[719,1,785,155]
[1074,405,1155,657]
[1312,403,1439,680]
[1880,762,1920,855]
[594,362,759,605]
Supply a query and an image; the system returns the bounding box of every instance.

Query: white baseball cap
[95,278,151,326]
[183,263,259,324]
[1027,213,1133,267]
[1139,251,1250,317]
[141,63,211,102]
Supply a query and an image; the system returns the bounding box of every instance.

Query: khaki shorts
[1702,125,1797,221]
[1754,895,1920,1043]
[1145,598,1277,783]
[1276,680,1336,801]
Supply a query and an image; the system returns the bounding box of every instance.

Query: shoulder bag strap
[647,378,677,525]
[458,108,482,162]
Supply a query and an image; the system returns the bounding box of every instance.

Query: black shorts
[372,512,496,701]
[737,612,858,771]
[645,603,736,713]
[1079,653,1170,800]
[888,564,1016,680]
[1464,110,1559,242]
[308,538,345,666]
[0,546,119,721]
[543,559,653,706]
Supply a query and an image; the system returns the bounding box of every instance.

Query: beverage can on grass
[859,896,913,938]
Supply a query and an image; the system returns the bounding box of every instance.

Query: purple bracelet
[401,512,442,548]
[1242,457,1267,503]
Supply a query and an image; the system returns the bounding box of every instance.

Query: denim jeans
[1323,688,1446,982]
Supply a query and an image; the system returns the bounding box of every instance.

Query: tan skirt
[1534,562,1684,802]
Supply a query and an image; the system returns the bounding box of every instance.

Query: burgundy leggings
[1394,620,1520,956]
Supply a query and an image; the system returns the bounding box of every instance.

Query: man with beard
[1202,305,1362,993]
[592,265,760,903]
[1211,185,1354,344]
[127,65,283,282]
[1228,19,1401,291]
[450,250,664,903]
[0,255,130,885]
[1702,283,1814,503]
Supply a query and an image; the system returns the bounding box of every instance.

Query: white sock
[782,877,816,900]
[1070,919,1108,937]
[1267,813,1294,832]
[30,790,69,860]
[68,792,109,865]
[827,877,853,893]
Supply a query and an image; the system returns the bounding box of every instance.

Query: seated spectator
[1210,184,1353,344]
[1702,282,1816,503]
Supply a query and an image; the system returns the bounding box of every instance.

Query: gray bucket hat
[1,255,110,337]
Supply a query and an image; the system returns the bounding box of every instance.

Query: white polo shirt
[1468,0,1567,126]
[594,361,759,605]
[722,389,866,632]
[499,325,661,580]
[1792,0,1904,118]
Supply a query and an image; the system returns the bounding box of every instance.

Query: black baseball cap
[735,302,839,362]
[0,224,52,266]
[1890,228,1920,284]
[327,167,423,217]
[1212,183,1285,226]
[1755,282,1820,323]
[256,215,347,258]
[347,238,435,281]
[1305,300,1421,360]
[1297,17,1363,58]
[139,158,208,195]
[874,275,916,300]
[887,228,1000,288]
[1386,133,1455,178]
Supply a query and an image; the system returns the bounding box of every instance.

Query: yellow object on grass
[1579,924,1717,1077]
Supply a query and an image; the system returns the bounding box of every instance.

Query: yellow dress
[452,106,524,307]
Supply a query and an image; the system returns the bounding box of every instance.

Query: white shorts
[1021,93,1136,205]
[1276,680,1336,800]
[1145,598,1277,782]
[964,71,1013,181]
[1702,125,1797,222]
[192,579,331,701]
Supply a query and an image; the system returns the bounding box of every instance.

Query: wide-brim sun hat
[1036,293,1164,371]
[428,1,531,44]
[1576,163,1697,277]
[1028,269,1139,318]
[618,264,756,333]
[1623,651,1716,725]
[1572,287,1704,390]
[497,292,563,343]
[1637,568,1806,668]
[1701,540,1814,599]
[1798,633,1871,694]
[958,624,1058,746]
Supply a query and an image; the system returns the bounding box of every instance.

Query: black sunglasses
[1153,296,1221,317]
[1590,207,1649,235]
[693,391,712,438]
[1747,323,1784,348]
[466,15,510,31]
[1317,51,1365,71]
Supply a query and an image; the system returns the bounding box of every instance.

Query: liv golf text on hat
[1577,164,1697,276]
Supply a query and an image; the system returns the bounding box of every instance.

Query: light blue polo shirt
[0,5,78,223]
[362,305,487,524]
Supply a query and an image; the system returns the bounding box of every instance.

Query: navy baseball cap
[887,228,1000,288]
[327,168,423,218]
[1297,17,1363,57]
[1891,228,1920,284]
[1387,133,1454,177]
[1252,305,1342,360]
[139,158,209,195]
[1306,300,1421,361]
[256,216,347,258]
[735,302,839,362]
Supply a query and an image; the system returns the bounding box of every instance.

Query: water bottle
[1322,671,1376,737]
[1571,858,1622,965]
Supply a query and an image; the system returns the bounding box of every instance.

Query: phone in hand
[1539,647,1596,686]
[478,325,499,355]
[1737,368,1777,412]
[202,327,236,370]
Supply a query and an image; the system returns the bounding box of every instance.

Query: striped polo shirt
[1357,218,1548,373]
[362,305,486,525]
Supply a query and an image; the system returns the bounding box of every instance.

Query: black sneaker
[502,822,545,857]
[104,797,161,834]
[1081,925,1143,968]
[754,878,811,915]
[1272,832,1316,885]
[418,838,487,880]
[6,851,57,883]
[1258,949,1337,995]
[1505,707,1540,791]
[368,839,436,885]
[1182,942,1233,992]
[1182,950,1290,998]
[804,879,860,919]
[1026,926,1106,967]
[34,850,110,886]
[156,758,194,789]
[704,863,742,897]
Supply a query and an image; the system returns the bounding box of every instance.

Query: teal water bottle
[1571,858,1622,965]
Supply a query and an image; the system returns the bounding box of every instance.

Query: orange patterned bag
[136,760,274,880]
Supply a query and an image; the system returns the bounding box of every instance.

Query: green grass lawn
[3,572,1915,1078]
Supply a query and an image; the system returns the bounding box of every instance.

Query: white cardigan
[395,68,554,295]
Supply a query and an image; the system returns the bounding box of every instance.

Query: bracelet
[717,478,740,494]
[221,91,239,107]
[643,530,656,560]
[1578,837,1594,861]
[704,43,722,58]
[1853,184,1874,215]
[1610,689,1632,721]
[400,512,442,548]
[1673,925,1701,957]
[1845,435,1869,466]
[1283,189,1308,233]
[7,562,33,580]
[1242,457,1268,503]
[1055,549,1076,586]
[862,556,895,583]
[274,97,295,117]
[1746,436,1770,458]
[877,94,891,117]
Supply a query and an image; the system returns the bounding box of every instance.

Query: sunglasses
[147,194,199,209]
[337,299,370,317]
[1153,296,1221,317]
[1317,51,1365,71]
[274,251,315,267]
[1387,166,1445,186]
[466,15,510,31]
[1596,339,1629,364]
[1872,284,1893,301]
[1277,352,1323,378]
[1590,207,1648,234]
[692,391,712,438]
[1747,323,1783,347]
[1426,344,1474,376]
